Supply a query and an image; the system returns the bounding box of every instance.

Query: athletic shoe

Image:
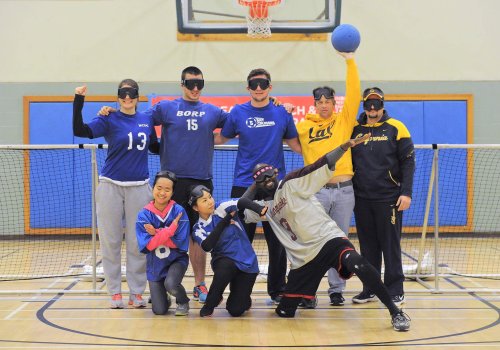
[271,295,282,305]
[110,293,124,309]
[298,296,318,309]
[392,295,405,307]
[193,282,208,303]
[352,291,376,304]
[391,310,411,331]
[128,294,147,308]
[175,302,190,316]
[199,296,223,317]
[200,305,214,317]
[329,293,345,306]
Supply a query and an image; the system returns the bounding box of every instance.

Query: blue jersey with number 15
[145,98,228,180]
[86,111,155,182]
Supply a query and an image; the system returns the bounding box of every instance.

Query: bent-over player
[238,134,411,332]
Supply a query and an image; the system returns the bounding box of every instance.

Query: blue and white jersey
[221,101,298,187]
[86,111,155,183]
[191,200,259,274]
[144,98,228,179]
[136,201,190,282]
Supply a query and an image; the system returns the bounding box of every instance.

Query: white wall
[0,0,498,82]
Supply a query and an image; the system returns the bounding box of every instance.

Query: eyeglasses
[248,78,270,91]
[363,99,384,111]
[253,165,276,183]
[118,87,139,99]
[188,185,211,207]
[313,87,335,100]
[182,79,204,91]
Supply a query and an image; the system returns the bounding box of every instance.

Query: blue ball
[331,24,361,52]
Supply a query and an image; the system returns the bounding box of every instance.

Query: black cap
[363,87,384,101]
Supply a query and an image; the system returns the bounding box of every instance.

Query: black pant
[206,257,257,317]
[354,197,405,296]
[232,185,287,299]
[172,178,214,229]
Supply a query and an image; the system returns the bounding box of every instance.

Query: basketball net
[238,0,283,38]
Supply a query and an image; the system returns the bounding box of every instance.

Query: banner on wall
[150,95,346,125]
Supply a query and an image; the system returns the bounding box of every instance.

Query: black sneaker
[329,293,345,306]
[352,291,376,304]
[392,294,405,307]
[271,295,282,305]
[391,310,411,331]
[200,305,214,317]
[298,296,318,309]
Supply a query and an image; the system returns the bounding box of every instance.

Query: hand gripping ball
[331,24,361,52]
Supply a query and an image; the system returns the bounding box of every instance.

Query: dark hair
[188,185,211,207]
[247,68,271,82]
[118,78,139,91]
[153,170,177,190]
[181,66,203,81]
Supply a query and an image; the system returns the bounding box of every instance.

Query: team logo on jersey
[355,132,389,145]
[177,111,206,117]
[271,197,287,217]
[308,125,333,143]
[246,117,276,128]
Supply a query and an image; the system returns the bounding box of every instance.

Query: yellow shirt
[296,58,360,177]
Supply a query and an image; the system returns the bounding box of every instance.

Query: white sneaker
[392,295,405,307]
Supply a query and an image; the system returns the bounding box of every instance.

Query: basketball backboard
[176,0,341,35]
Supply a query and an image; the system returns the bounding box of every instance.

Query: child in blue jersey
[136,171,191,316]
[216,68,302,304]
[73,80,158,309]
[189,185,259,317]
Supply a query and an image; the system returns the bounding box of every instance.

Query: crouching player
[238,134,411,332]
[189,186,258,317]
[136,171,191,316]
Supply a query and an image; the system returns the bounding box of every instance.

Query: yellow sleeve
[339,58,361,129]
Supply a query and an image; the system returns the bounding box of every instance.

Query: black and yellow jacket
[351,111,415,201]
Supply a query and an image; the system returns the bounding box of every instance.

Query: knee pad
[227,306,245,317]
[342,250,374,275]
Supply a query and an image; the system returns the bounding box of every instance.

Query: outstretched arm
[326,133,370,170]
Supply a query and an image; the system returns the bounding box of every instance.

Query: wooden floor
[0,276,499,350]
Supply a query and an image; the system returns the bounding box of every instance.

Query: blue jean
[314,185,355,294]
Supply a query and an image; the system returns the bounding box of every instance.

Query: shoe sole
[352,297,376,304]
[330,301,344,306]
[394,326,410,332]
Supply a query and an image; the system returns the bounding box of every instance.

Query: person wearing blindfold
[188,185,259,318]
[295,51,361,309]
[73,79,159,309]
[97,66,230,304]
[236,135,411,332]
[216,68,302,305]
[350,87,415,307]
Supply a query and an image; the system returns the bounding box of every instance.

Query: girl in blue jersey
[136,171,191,316]
[73,80,158,309]
[189,185,259,317]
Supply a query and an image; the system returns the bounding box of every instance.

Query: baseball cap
[363,87,384,101]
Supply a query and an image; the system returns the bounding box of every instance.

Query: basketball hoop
[238,0,283,38]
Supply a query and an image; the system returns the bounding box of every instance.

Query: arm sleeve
[72,94,94,138]
[397,138,416,198]
[339,58,361,129]
[146,221,179,251]
[325,145,348,170]
[200,213,233,252]
[238,197,266,215]
[148,129,160,154]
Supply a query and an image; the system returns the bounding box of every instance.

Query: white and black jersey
[245,155,347,270]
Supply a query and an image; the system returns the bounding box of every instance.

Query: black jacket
[351,111,415,201]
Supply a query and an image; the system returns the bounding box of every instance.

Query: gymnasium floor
[0,275,498,349]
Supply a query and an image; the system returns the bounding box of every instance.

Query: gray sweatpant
[315,185,355,294]
[96,180,151,295]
